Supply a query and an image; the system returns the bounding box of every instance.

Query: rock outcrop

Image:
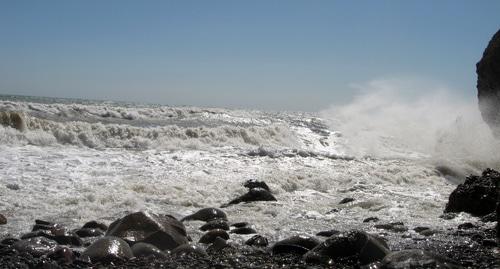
[444,168,499,216]
[477,29,500,137]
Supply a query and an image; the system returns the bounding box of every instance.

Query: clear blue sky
[0,1,499,111]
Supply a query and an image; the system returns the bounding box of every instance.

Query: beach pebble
[181,208,227,222]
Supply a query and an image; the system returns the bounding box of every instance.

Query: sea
[0,92,499,244]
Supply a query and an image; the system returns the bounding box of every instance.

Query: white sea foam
[0,93,494,242]
[320,78,500,177]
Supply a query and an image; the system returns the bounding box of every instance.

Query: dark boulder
[181,208,227,222]
[339,198,355,204]
[13,237,58,257]
[374,222,408,233]
[316,230,340,237]
[75,228,104,238]
[82,236,133,263]
[106,211,188,251]
[198,229,230,244]
[223,188,277,207]
[245,235,269,247]
[477,29,500,138]
[231,222,249,228]
[363,217,380,223]
[0,214,6,225]
[82,220,108,231]
[271,235,320,255]
[303,231,389,265]
[444,168,499,216]
[131,242,167,259]
[207,237,230,252]
[243,179,271,192]
[200,219,229,231]
[47,247,75,265]
[379,249,462,269]
[21,230,83,246]
[171,244,207,257]
[230,227,257,235]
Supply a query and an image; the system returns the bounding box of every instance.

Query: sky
[0,1,499,111]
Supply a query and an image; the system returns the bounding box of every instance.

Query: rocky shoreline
[0,171,498,269]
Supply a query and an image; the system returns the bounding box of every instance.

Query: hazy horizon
[1,1,499,111]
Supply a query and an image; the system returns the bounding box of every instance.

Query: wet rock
[271,235,321,255]
[181,208,227,222]
[13,237,58,257]
[380,249,462,268]
[304,231,389,265]
[21,230,83,246]
[1,237,19,245]
[413,227,436,236]
[82,236,133,263]
[316,230,340,237]
[199,229,230,244]
[480,212,496,222]
[230,227,257,235]
[363,217,380,223]
[171,244,207,256]
[75,228,104,238]
[231,222,249,228]
[200,219,229,231]
[224,187,277,207]
[439,212,458,220]
[444,168,499,216]
[106,211,188,251]
[458,222,476,230]
[477,29,500,137]
[243,179,271,192]
[82,220,108,231]
[0,214,6,225]
[6,183,20,190]
[374,222,408,233]
[245,235,269,247]
[339,197,355,204]
[207,237,230,252]
[47,247,75,264]
[131,242,167,259]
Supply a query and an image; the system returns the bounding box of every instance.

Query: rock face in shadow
[477,29,500,137]
[106,211,188,251]
[444,168,499,216]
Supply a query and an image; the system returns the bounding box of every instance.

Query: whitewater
[0,87,499,245]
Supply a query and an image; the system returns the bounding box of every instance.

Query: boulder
[379,249,462,269]
[82,236,133,263]
[243,179,271,192]
[106,211,188,251]
[245,235,269,247]
[131,242,167,259]
[171,244,207,256]
[271,235,320,255]
[198,229,230,244]
[444,168,499,216]
[200,219,229,231]
[223,187,277,207]
[13,237,58,257]
[303,231,389,265]
[0,214,6,225]
[82,220,108,231]
[477,29,500,138]
[230,227,257,234]
[181,208,227,222]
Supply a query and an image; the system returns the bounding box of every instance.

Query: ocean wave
[0,112,299,150]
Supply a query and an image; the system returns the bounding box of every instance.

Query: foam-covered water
[0,93,496,243]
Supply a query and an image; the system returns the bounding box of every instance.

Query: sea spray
[320,78,500,177]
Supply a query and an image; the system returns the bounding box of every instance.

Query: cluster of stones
[1,170,498,268]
